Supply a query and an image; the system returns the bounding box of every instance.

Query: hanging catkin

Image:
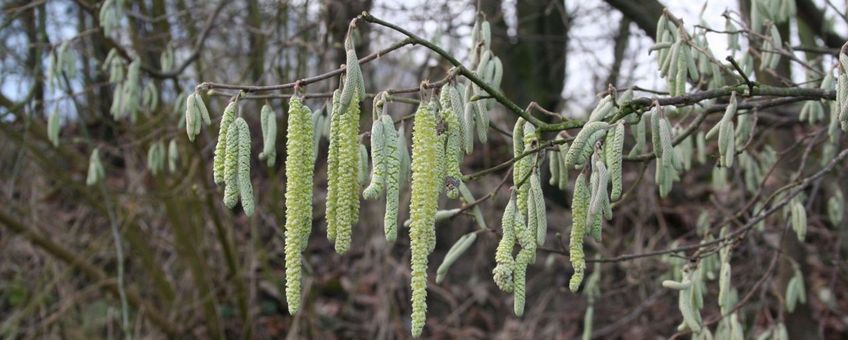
[409,101,440,338]
[605,122,625,200]
[213,100,237,183]
[236,118,254,216]
[284,96,315,315]
[223,119,242,209]
[381,114,401,242]
[86,148,105,186]
[493,191,517,292]
[441,87,464,198]
[258,103,277,167]
[569,173,590,292]
[363,101,387,199]
[530,170,547,246]
[47,110,61,147]
[167,139,179,172]
[564,121,610,169]
[333,90,361,254]
[326,90,342,243]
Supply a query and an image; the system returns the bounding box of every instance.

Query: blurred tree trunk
[480,0,569,110]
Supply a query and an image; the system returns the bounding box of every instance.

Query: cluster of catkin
[209,98,255,216]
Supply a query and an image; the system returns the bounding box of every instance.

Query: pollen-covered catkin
[569,173,590,292]
[236,118,254,216]
[214,101,237,183]
[334,91,361,254]
[381,115,401,242]
[493,192,517,292]
[258,104,277,167]
[284,96,315,315]
[326,90,342,242]
[605,122,625,200]
[409,102,440,337]
[223,120,241,209]
[441,87,464,198]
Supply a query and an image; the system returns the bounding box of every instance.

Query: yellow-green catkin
[513,194,535,316]
[493,191,517,292]
[284,96,315,315]
[512,118,529,212]
[326,90,342,243]
[440,86,463,198]
[381,115,401,242]
[213,100,237,184]
[570,173,590,292]
[223,119,241,209]
[334,90,361,254]
[409,102,439,337]
[236,118,254,216]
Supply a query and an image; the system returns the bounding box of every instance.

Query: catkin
[381,115,401,242]
[223,121,241,208]
[493,192,517,292]
[605,122,625,200]
[530,171,547,246]
[167,139,178,172]
[569,173,590,292]
[213,101,237,183]
[86,148,105,186]
[284,96,315,315]
[564,121,610,169]
[334,91,361,254]
[236,118,254,216]
[258,104,277,167]
[363,118,387,199]
[436,233,477,283]
[441,87,464,198]
[409,101,440,337]
[326,89,342,243]
[47,110,61,147]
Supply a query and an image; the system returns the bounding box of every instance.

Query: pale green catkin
[47,110,61,147]
[167,139,178,172]
[436,233,477,283]
[570,173,590,292]
[548,150,561,187]
[628,114,646,156]
[326,90,342,242]
[493,192,517,292]
[334,91,361,254]
[258,103,277,167]
[587,157,609,241]
[86,148,105,186]
[409,101,440,337]
[605,122,625,200]
[650,110,663,159]
[381,115,401,242]
[236,118,254,216]
[213,101,237,183]
[530,171,547,246]
[564,121,610,169]
[398,123,411,188]
[284,96,315,315]
[827,189,844,226]
[223,120,241,209]
[363,118,387,200]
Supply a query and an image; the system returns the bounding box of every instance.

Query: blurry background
[1,0,847,339]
